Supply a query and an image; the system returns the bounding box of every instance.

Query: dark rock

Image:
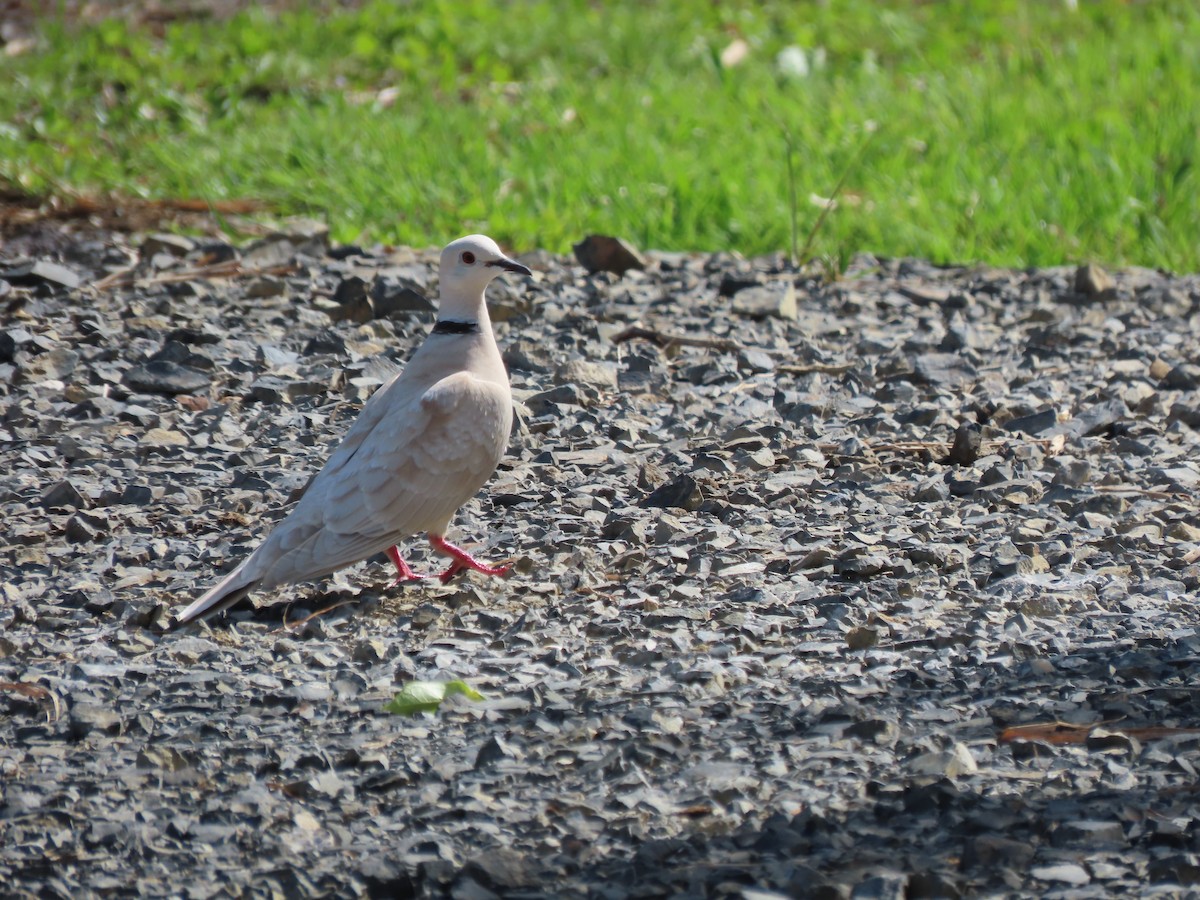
[241,219,329,266]
[834,549,889,578]
[1148,855,1200,885]
[256,344,300,370]
[358,857,417,898]
[0,327,34,363]
[851,873,907,900]
[719,273,761,296]
[962,835,1036,869]
[152,341,213,370]
[845,718,900,744]
[20,347,80,381]
[123,360,210,395]
[460,848,536,890]
[166,325,223,346]
[119,484,156,506]
[898,284,952,306]
[641,474,702,510]
[1162,364,1200,391]
[244,275,286,298]
[943,423,982,465]
[194,240,239,264]
[906,871,962,900]
[371,276,434,317]
[573,234,645,275]
[327,244,365,260]
[65,511,107,543]
[911,353,977,388]
[1085,728,1139,755]
[738,348,776,372]
[141,233,195,258]
[731,282,797,321]
[1167,402,1200,429]
[330,275,374,323]
[503,339,553,373]
[474,735,517,769]
[1074,262,1115,297]
[303,329,347,356]
[1,260,81,289]
[1051,819,1126,848]
[1067,397,1127,437]
[556,359,618,390]
[67,704,122,740]
[41,480,88,510]
[250,376,324,404]
[448,876,498,900]
[1004,408,1059,436]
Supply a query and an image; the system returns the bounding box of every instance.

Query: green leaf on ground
[384,679,485,716]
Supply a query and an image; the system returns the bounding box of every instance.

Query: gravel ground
[2,222,1200,899]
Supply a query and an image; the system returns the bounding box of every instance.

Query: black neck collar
[431,320,481,335]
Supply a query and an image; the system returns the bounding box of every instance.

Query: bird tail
[170,563,261,628]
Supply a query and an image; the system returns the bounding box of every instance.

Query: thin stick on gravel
[0,681,61,723]
[611,325,742,352]
[92,260,299,291]
[272,599,358,633]
[777,362,856,375]
[999,720,1200,744]
[1090,484,1187,499]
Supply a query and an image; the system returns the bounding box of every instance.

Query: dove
[171,234,530,627]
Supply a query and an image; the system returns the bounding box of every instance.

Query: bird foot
[429,535,511,585]
[386,546,427,585]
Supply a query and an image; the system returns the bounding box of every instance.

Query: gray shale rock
[2,231,1200,899]
[572,234,646,275]
[123,359,210,395]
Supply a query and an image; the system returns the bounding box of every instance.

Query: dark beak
[487,256,532,277]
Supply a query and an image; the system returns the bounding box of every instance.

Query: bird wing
[245,370,512,588]
[171,372,416,626]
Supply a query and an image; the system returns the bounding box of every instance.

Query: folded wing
[243,370,512,590]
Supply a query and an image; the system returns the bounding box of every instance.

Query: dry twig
[275,599,357,633]
[777,362,856,375]
[612,325,741,352]
[998,720,1200,745]
[93,260,298,291]
[0,681,62,723]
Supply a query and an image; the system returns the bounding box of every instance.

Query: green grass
[2,0,1199,269]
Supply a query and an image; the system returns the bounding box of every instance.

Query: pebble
[371,274,434,316]
[731,282,797,320]
[1,259,82,288]
[1030,863,1091,886]
[141,233,196,258]
[572,234,645,275]
[123,360,210,395]
[1074,262,1114,297]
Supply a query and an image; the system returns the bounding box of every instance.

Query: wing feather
[245,372,511,589]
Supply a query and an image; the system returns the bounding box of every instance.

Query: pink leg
[386,546,426,585]
[429,534,510,585]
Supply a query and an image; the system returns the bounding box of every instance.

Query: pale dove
[172,234,530,626]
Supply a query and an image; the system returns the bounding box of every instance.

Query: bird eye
[461,251,476,265]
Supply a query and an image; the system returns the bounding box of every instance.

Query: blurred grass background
[1,0,1197,269]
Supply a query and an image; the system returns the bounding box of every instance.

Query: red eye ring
[461,251,476,264]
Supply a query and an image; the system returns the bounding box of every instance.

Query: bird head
[437,235,531,321]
